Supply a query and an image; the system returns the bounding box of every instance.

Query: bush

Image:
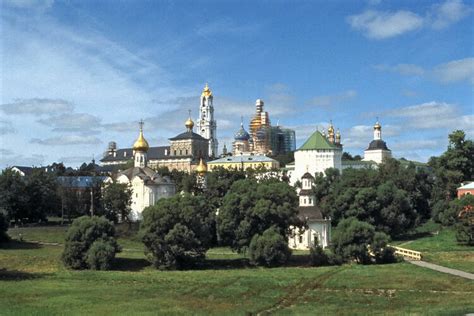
[141,194,213,270]
[456,206,474,246]
[371,232,397,264]
[86,240,118,270]
[249,227,291,267]
[309,244,329,266]
[332,217,375,264]
[0,211,9,243]
[62,216,120,270]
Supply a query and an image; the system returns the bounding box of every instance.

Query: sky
[0,0,473,168]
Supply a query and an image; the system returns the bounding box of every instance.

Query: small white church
[116,121,176,220]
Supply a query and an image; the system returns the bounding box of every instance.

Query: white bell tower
[197,83,218,158]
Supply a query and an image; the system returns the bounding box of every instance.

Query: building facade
[363,121,392,164]
[289,123,343,185]
[116,122,175,220]
[289,172,331,249]
[208,154,280,171]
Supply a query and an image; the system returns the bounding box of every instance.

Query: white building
[116,122,176,220]
[363,121,392,164]
[289,124,343,185]
[197,83,218,158]
[289,172,331,249]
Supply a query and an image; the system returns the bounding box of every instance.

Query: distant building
[116,122,176,220]
[10,166,34,177]
[288,122,343,185]
[363,120,392,164]
[208,154,280,171]
[457,182,474,198]
[196,83,218,158]
[289,172,331,250]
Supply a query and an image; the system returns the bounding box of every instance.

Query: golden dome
[328,122,335,135]
[196,158,207,175]
[133,122,149,152]
[374,121,381,130]
[201,83,212,98]
[185,117,194,130]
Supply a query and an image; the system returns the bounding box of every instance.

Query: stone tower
[197,83,218,158]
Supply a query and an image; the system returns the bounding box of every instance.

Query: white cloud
[31,135,102,146]
[309,90,357,108]
[432,58,474,84]
[430,0,472,29]
[38,113,102,131]
[347,10,423,39]
[348,1,472,39]
[0,120,16,135]
[3,0,54,11]
[1,98,74,115]
[387,101,474,133]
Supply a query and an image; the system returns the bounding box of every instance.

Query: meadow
[1,225,473,315]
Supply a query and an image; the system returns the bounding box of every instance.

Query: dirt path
[409,260,474,280]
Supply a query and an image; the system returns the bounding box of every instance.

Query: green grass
[395,224,474,273]
[1,225,473,315]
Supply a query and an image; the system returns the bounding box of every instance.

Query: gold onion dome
[201,83,212,98]
[374,121,381,130]
[133,123,149,152]
[196,158,207,174]
[328,123,335,135]
[185,117,194,130]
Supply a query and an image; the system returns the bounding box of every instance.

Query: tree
[439,194,474,226]
[332,217,375,264]
[248,227,292,267]
[102,182,133,223]
[62,216,121,270]
[217,178,301,252]
[24,169,60,221]
[456,203,474,246]
[140,194,213,270]
[429,130,474,224]
[0,211,9,243]
[0,168,27,223]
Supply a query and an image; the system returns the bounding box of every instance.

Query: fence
[389,245,422,261]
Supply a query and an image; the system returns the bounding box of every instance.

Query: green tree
[0,211,9,243]
[24,169,60,221]
[248,226,292,267]
[0,168,27,223]
[455,202,474,246]
[332,217,374,264]
[429,130,474,223]
[217,178,301,252]
[140,194,213,270]
[62,216,121,270]
[102,181,133,223]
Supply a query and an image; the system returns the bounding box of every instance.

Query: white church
[116,121,176,220]
[287,120,392,249]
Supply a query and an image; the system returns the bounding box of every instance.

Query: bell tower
[197,83,218,158]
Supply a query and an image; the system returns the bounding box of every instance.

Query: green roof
[298,130,339,150]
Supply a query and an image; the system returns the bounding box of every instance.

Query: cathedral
[101,84,216,172]
[231,99,296,156]
[116,121,176,220]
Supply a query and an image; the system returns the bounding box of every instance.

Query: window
[299,235,303,243]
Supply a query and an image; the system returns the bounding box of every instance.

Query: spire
[201,83,212,98]
[133,119,149,152]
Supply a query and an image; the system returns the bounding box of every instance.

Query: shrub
[141,194,213,270]
[0,211,9,243]
[456,206,474,246]
[371,232,397,264]
[309,244,329,266]
[332,217,375,264]
[248,227,291,267]
[62,216,120,270]
[86,240,118,270]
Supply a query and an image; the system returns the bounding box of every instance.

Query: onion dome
[335,129,341,142]
[133,121,149,152]
[196,158,207,175]
[185,110,194,131]
[328,122,335,135]
[234,122,250,141]
[201,83,212,98]
[374,121,381,130]
[301,172,314,179]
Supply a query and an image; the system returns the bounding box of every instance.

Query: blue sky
[1,0,473,168]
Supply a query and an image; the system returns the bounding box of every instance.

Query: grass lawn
[395,224,474,273]
[1,225,473,315]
